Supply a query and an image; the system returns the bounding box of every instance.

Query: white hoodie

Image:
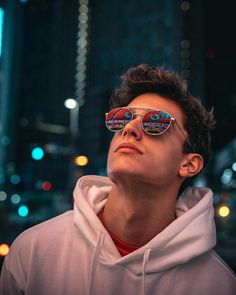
[0,175,235,295]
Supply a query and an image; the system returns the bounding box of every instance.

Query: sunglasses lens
[106,108,132,131]
[142,111,172,135]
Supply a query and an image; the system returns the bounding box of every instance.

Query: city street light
[64,98,80,137]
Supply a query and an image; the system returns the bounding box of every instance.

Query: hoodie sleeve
[0,257,24,295]
[0,234,29,295]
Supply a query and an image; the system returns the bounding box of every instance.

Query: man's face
[107,93,188,187]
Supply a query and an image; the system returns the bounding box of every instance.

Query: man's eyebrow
[127,106,160,111]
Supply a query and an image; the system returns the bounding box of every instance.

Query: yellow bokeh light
[74,155,88,166]
[218,205,230,218]
[0,243,10,256]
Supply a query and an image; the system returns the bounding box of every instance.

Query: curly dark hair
[110,64,215,167]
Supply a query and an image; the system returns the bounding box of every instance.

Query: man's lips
[114,142,143,154]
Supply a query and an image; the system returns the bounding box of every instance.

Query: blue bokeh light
[10,174,21,185]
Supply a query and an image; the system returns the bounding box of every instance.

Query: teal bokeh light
[18,205,29,217]
[31,147,44,160]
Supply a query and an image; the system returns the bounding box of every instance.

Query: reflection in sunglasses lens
[106,108,132,131]
[106,108,172,135]
[142,111,171,135]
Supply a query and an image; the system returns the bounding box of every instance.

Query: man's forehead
[127,94,184,119]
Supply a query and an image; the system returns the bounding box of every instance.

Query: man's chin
[107,169,145,184]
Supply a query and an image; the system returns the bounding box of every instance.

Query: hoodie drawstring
[88,231,104,295]
[141,249,151,295]
[88,233,151,295]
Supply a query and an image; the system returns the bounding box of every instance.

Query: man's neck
[102,181,178,246]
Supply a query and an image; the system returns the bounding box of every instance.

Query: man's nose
[121,116,143,140]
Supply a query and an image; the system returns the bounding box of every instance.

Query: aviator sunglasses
[105,107,193,150]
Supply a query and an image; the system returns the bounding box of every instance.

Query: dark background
[0,0,236,272]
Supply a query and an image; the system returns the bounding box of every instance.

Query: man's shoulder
[186,250,236,287]
[207,250,236,279]
[172,250,236,293]
[22,209,73,233]
[11,210,75,250]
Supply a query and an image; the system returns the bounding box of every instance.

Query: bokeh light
[31,147,44,160]
[0,191,7,201]
[42,181,52,191]
[10,174,21,184]
[64,98,77,109]
[218,205,230,218]
[0,244,10,256]
[10,194,21,204]
[18,205,29,217]
[74,155,88,166]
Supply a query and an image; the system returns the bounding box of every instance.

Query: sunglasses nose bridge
[126,113,142,128]
[131,111,145,122]
[121,113,143,138]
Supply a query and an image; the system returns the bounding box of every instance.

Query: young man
[1,64,235,294]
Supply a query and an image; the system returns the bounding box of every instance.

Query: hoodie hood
[73,175,216,275]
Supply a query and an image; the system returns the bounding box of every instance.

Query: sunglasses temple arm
[174,120,194,152]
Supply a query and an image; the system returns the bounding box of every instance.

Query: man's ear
[179,153,204,178]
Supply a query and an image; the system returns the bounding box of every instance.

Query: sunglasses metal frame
[105,106,193,151]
